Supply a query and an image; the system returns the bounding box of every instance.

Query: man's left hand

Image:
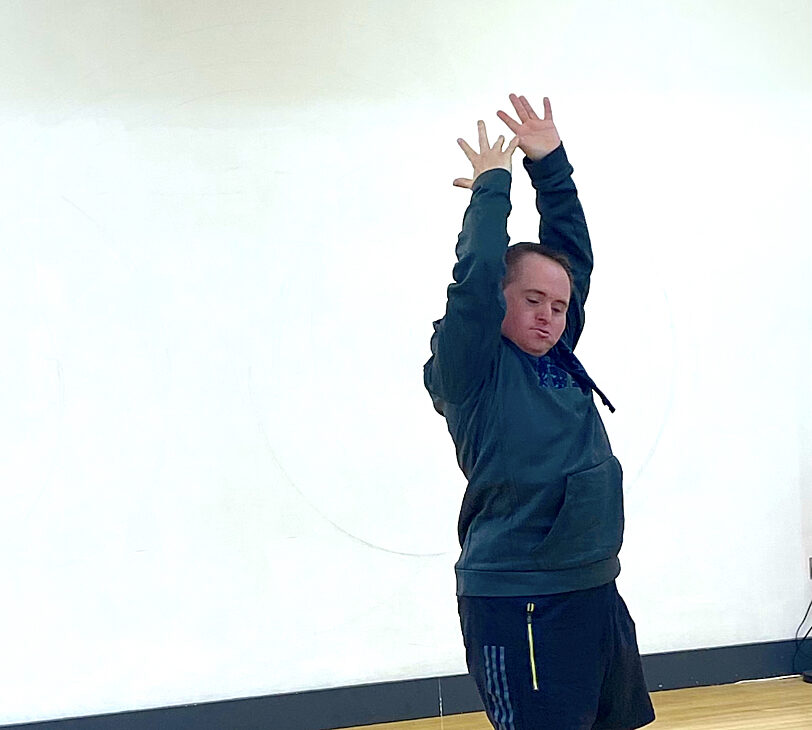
[497,94,561,161]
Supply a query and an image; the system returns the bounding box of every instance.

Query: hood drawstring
[552,345,616,413]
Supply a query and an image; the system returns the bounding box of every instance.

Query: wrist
[523,144,568,178]
[476,161,511,177]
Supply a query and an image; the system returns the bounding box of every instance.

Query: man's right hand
[453,120,519,189]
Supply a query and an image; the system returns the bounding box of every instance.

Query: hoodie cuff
[522,143,571,182]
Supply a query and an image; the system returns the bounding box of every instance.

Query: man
[424,94,655,729]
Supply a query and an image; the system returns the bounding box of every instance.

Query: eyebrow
[523,288,569,306]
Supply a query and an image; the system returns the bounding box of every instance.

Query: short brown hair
[503,243,573,290]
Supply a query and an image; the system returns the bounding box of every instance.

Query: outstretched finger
[457,137,477,163]
[505,135,520,156]
[494,134,505,151]
[477,120,489,151]
[542,96,553,120]
[496,110,520,134]
[509,93,531,122]
[453,177,473,189]
[518,95,540,120]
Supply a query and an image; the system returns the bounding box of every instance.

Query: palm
[514,118,561,159]
[497,95,561,161]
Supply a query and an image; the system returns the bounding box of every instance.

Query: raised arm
[424,122,519,408]
[498,95,593,349]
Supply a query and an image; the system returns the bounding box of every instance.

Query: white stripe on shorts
[483,645,515,730]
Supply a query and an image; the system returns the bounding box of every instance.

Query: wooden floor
[345,676,811,730]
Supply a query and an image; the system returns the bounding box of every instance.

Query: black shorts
[458,581,655,730]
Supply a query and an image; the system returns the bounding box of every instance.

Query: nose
[535,303,552,323]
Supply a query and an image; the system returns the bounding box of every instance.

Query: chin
[522,342,550,357]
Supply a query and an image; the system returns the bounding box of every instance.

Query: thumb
[453,177,473,189]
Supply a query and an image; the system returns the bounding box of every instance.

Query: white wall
[1,0,810,724]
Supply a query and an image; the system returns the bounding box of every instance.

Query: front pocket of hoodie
[531,456,624,570]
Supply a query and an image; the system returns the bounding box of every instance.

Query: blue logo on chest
[535,356,576,390]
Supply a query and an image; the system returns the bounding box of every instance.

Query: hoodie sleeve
[523,144,593,350]
[424,168,512,408]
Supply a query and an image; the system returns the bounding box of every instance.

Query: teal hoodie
[424,145,623,597]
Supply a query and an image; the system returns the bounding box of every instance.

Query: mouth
[531,328,550,337]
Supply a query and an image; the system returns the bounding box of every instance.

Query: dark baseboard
[3,639,805,730]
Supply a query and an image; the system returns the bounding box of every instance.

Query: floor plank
[342,676,811,730]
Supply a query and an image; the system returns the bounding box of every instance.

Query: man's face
[501,254,570,357]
